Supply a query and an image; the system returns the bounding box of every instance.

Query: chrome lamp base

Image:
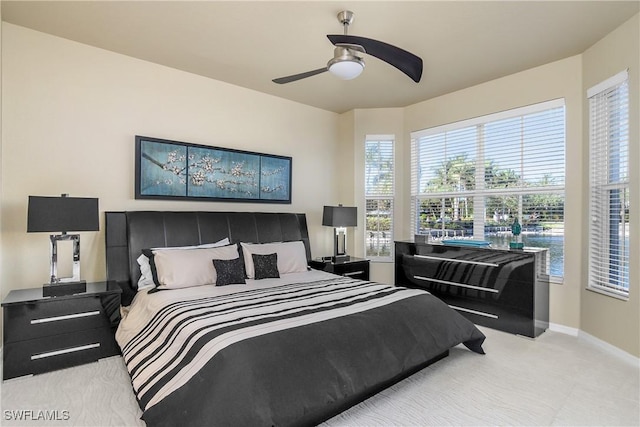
[44,233,86,297]
[332,227,351,263]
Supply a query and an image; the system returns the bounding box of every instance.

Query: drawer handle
[449,304,499,319]
[413,276,499,293]
[343,271,365,276]
[31,343,100,360]
[415,254,499,268]
[31,311,101,325]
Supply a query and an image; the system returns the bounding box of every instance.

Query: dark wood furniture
[395,241,549,338]
[2,281,122,380]
[309,257,370,281]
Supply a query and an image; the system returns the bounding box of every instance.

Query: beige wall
[0,24,339,303]
[581,14,639,357]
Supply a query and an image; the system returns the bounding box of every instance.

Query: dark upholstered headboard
[105,211,311,305]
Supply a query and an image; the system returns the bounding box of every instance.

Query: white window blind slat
[588,72,629,298]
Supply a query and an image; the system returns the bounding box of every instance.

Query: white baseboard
[578,330,640,367]
[550,322,638,367]
[549,322,579,336]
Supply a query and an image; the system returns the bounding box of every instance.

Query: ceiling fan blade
[327,35,422,83]
[272,67,328,84]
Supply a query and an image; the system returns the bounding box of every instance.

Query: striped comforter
[116,272,485,426]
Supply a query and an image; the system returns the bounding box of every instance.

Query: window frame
[411,99,566,280]
[364,135,395,262]
[587,70,630,300]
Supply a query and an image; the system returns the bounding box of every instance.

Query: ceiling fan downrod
[337,10,355,35]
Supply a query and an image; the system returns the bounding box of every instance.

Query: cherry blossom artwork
[135,136,291,203]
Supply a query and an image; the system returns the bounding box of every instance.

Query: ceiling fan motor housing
[327,46,365,80]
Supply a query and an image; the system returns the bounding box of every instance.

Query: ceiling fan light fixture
[328,60,364,80]
[327,47,365,80]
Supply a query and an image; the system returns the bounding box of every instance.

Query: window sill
[550,276,563,285]
[586,286,629,302]
[368,258,394,263]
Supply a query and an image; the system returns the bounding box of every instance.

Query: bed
[105,211,485,426]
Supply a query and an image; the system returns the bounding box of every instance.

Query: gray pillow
[252,253,280,280]
[212,257,246,286]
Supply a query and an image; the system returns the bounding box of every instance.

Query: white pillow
[137,238,230,290]
[241,241,307,279]
[137,253,156,290]
[152,244,240,289]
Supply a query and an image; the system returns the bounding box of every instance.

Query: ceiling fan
[272,10,423,84]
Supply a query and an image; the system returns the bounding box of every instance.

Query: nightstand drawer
[3,294,120,343]
[334,262,370,280]
[311,257,370,281]
[3,327,120,379]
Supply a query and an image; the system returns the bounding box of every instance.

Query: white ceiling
[2,1,639,113]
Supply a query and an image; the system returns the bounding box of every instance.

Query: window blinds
[365,139,394,196]
[588,70,630,298]
[411,99,565,277]
[365,138,394,260]
[412,100,565,198]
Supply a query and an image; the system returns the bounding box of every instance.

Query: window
[588,70,630,299]
[365,137,394,261]
[411,99,565,278]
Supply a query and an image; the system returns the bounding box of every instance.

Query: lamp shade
[322,205,357,227]
[27,195,99,233]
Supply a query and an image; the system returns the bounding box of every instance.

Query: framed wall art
[135,136,292,204]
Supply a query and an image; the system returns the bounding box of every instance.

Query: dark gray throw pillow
[252,253,280,280]
[212,257,246,286]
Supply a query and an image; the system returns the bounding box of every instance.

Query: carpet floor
[2,327,638,426]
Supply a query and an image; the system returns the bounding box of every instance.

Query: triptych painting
[135,136,292,203]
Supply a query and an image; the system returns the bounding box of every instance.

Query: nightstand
[2,281,122,380]
[309,257,370,281]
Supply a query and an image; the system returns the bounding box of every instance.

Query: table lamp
[27,194,99,297]
[322,205,357,262]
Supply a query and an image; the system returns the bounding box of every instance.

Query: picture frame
[135,136,292,204]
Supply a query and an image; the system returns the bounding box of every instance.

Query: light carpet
[1,327,638,426]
